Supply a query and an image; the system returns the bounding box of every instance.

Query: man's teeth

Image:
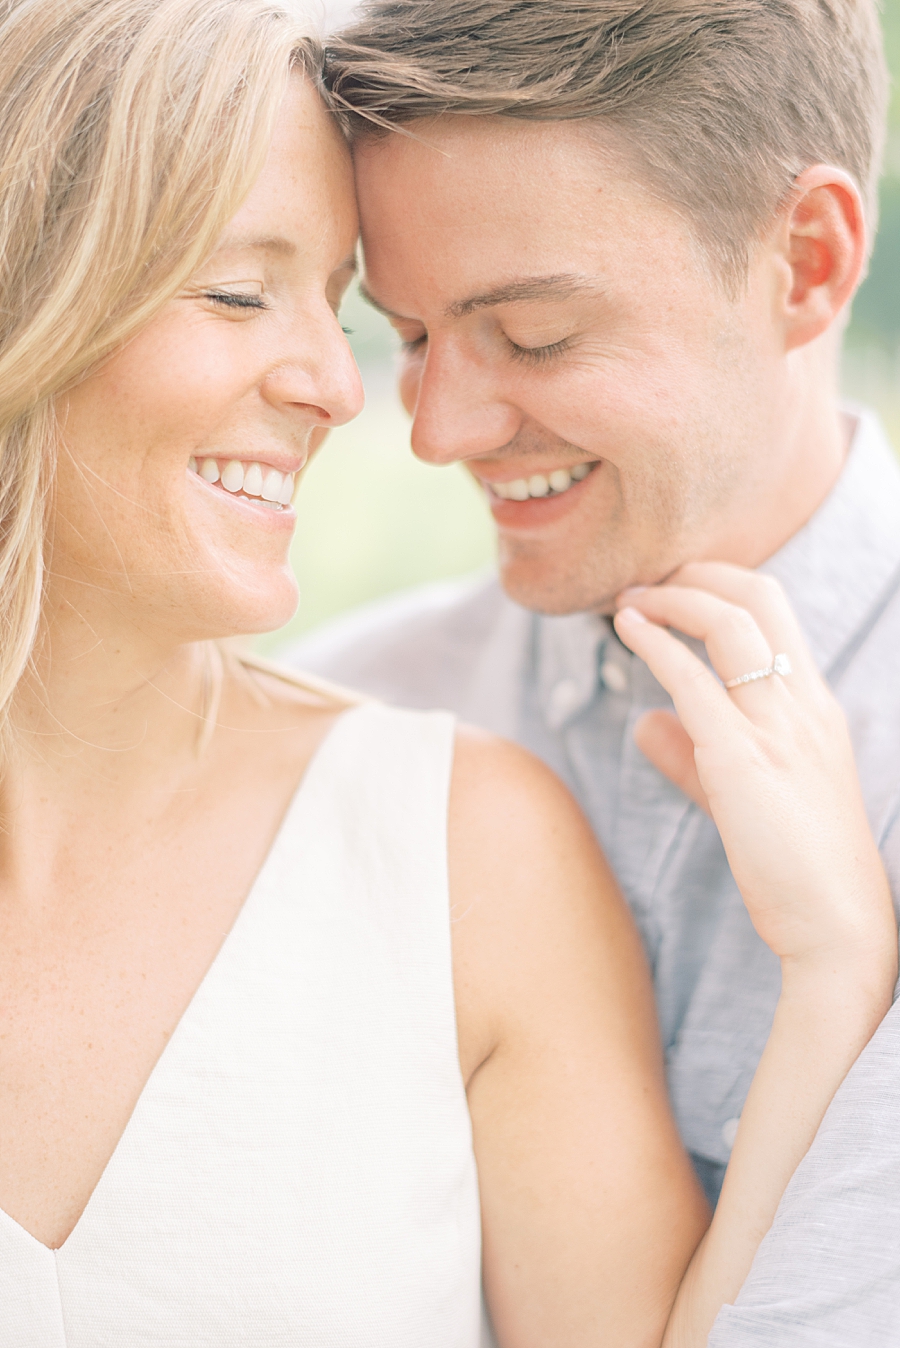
[490,462,593,501]
[187,456,295,507]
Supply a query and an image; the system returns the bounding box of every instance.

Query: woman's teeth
[490,462,593,501]
[188,456,295,509]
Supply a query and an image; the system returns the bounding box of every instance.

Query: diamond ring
[723,653,792,690]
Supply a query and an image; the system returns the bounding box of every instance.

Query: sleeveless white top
[0,703,485,1347]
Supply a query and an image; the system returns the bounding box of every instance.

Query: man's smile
[485,460,596,501]
[472,459,601,528]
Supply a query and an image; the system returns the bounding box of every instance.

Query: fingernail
[616,586,648,608]
[615,605,647,624]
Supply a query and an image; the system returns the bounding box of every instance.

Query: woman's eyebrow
[209,237,358,277]
[214,234,299,257]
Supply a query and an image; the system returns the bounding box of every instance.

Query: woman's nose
[265,308,365,428]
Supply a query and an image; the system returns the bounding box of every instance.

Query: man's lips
[479,461,596,502]
[473,461,600,528]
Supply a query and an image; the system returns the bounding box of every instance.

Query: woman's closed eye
[203,288,269,312]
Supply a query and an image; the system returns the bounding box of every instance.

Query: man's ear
[773,165,867,351]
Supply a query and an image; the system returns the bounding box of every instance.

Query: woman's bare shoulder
[450,721,586,822]
[447,724,648,1078]
[450,722,611,922]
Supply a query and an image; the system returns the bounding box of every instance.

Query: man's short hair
[324,0,888,289]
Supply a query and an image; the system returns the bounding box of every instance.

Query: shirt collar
[761,409,900,674]
[533,407,900,727]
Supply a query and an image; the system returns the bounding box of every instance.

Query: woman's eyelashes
[203,289,269,312]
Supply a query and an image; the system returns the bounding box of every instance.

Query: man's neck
[702,352,851,571]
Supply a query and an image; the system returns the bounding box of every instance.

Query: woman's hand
[613,560,895,972]
[613,560,897,1347]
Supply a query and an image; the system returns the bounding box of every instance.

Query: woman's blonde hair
[0,0,317,746]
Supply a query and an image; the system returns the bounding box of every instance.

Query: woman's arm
[612,561,898,1348]
[449,730,709,1348]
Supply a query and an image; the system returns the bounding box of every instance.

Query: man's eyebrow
[445,274,604,319]
[357,280,398,318]
[357,273,601,324]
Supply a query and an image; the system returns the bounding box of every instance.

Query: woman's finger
[613,606,742,747]
[666,562,819,682]
[633,710,711,815]
[615,585,788,698]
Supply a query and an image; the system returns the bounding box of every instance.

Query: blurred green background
[263,0,900,654]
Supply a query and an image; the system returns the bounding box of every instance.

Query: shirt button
[548,677,581,725]
[600,659,628,694]
[721,1117,741,1150]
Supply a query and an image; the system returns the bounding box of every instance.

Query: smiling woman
[0,2,715,1345]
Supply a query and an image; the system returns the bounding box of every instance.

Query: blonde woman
[0,2,892,1346]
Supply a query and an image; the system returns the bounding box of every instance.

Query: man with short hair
[291,3,900,1338]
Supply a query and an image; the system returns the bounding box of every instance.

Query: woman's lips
[187,464,296,527]
[189,455,296,508]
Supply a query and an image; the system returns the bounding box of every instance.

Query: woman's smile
[187,454,299,513]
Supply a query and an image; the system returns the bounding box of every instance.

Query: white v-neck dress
[0,703,484,1347]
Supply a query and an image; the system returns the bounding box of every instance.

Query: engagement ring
[723,653,792,690]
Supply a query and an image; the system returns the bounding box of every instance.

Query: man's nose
[406,340,521,467]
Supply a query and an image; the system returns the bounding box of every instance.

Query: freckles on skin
[58,309,261,564]
[102,315,252,449]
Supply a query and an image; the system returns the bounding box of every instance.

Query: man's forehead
[353,114,643,210]
[353,124,683,320]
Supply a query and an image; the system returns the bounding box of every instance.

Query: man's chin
[498,555,619,617]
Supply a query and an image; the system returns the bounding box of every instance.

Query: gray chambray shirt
[288,410,900,1339]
